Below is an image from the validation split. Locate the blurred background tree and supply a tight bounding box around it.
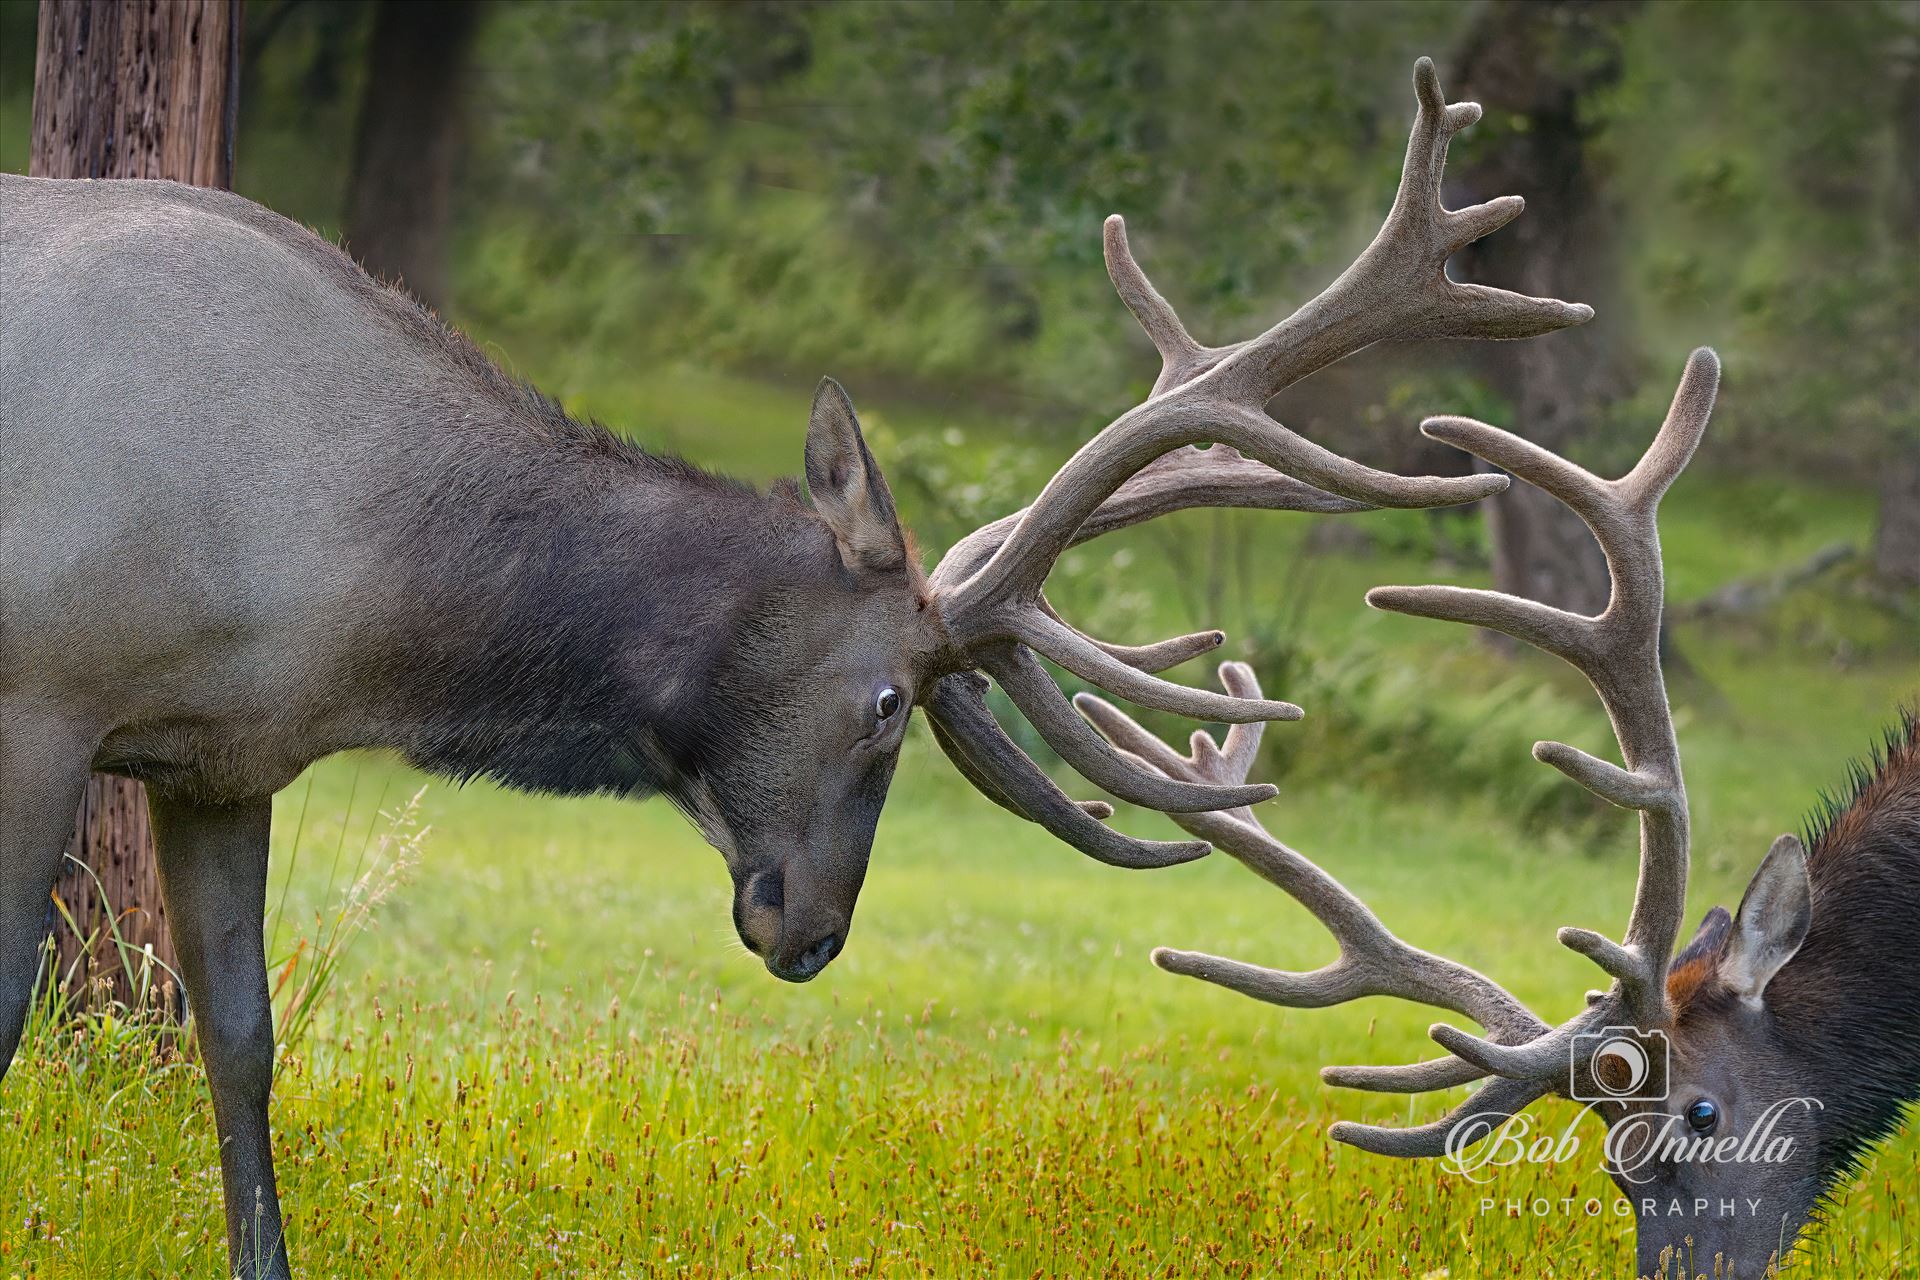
[1449,0,1630,618]
[1598,0,1919,588]
[343,0,482,309]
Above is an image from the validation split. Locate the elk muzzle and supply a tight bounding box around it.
[731,867,848,983]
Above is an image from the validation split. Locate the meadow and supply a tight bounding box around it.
[2,362,1915,1280]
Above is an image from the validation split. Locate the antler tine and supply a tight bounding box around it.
[921,673,1209,870]
[1622,345,1720,510]
[1084,629,1225,675]
[1018,613,1303,723]
[938,402,1507,620]
[1329,1075,1556,1159]
[1150,946,1361,1010]
[1322,1055,1490,1095]
[985,646,1279,813]
[1103,216,1234,398]
[937,446,1375,598]
[1075,668,1547,1053]
[1212,662,1267,777]
[1213,56,1591,408]
[1083,445,1376,532]
[1368,349,1719,1066]
[1034,598,1225,675]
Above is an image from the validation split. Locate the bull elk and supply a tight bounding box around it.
[1081,352,1920,1277]
[1,58,1588,1278]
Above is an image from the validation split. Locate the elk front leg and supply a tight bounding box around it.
[150,794,292,1280]
[0,705,93,1080]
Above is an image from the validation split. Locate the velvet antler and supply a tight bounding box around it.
[921,58,1592,870]
[1082,351,1719,1157]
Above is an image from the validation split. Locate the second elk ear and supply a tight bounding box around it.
[805,377,907,573]
[1723,834,1813,1008]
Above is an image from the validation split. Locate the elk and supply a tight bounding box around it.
[1080,351,1920,1278]
[2,59,1584,1279]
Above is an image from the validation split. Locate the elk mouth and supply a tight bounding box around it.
[766,931,844,983]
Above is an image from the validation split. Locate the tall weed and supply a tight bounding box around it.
[21,784,429,1074]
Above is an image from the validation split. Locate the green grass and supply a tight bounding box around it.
[3,364,1915,1279]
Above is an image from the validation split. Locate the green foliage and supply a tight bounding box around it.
[456,0,1459,407]
[266,782,429,1062]
[1271,637,1615,830]
[442,0,1915,476]
[1597,0,1918,465]
[229,0,371,236]
[0,1,1909,468]
[0,0,35,176]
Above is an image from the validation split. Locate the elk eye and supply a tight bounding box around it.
[875,687,901,720]
[1685,1099,1719,1134]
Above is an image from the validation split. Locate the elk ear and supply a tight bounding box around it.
[1722,834,1812,1008]
[805,377,907,572]
[1676,905,1733,967]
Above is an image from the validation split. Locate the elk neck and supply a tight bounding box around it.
[354,387,834,802]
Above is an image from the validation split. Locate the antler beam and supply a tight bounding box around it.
[1087,350,1719,1158]
[924,58,1592,861]
[1368,347,1717,1072]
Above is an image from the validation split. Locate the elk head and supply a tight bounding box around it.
[724,56,1589,980]
[1627,715,1920,1278]
[680,376,936,981]
[1083,350,1920,1277]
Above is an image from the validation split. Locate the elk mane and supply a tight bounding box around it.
[1764,711,1919,1187]
[1802,708,1920,870]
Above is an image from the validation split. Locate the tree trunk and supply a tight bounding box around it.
[1875,441,1920,590]
[1451,1,1629,621]
[1877,31,1920,591]
[30,0,242,1014]
[343,0,480,312]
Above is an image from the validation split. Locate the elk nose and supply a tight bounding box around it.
[771,932,843,984]
[732,871,785,958]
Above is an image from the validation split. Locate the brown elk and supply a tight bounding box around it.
[1079,350,1920,1277]
[1,59,1584,1278]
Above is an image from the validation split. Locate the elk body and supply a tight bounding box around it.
[1,60,1590,1279]
[1087,354,1920,1276]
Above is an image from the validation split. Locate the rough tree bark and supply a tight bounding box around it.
[343,0,480,312]
[1451,1,1631,620]
[30,0,242,1012]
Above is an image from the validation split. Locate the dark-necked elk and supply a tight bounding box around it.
[1082,350,1920,1278]
[2,59,1587,1278]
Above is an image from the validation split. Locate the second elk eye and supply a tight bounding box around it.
[875,687,901,719]
[1685,1099,1719,1133]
